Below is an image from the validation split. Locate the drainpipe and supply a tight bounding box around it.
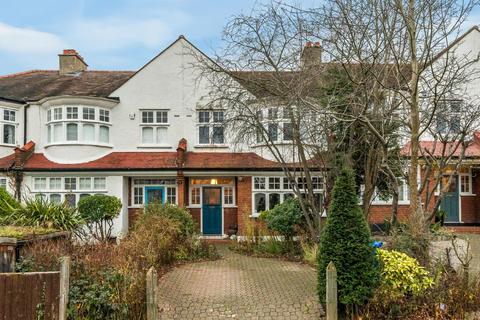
[23,104,29,145]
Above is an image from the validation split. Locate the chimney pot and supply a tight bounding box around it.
[301,41,322,68]
[58,49,88,75]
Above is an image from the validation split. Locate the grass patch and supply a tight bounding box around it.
[0,226,58,239]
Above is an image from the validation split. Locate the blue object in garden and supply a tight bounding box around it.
[372,241,383,248]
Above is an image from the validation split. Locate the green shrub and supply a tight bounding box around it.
[0,187,20,214]
[260,198,304,239]
[317,168,380,314]
[142,203,196,236]
[77,194,122,241]
[377,249,433,300]
[1,198,83,231]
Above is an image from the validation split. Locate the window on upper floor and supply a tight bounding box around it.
[140,110,169,146]
[197,110,225,145]
[436,99,462,135]
[46,106,111,145]
[0,108,17,146]
[256,107,293,145]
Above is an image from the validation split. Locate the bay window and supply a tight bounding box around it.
[66,123,78,141]
[46,106,111,145]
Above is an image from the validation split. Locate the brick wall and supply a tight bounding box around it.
[224,207,238,235]
[188,208,201,231]
[368,205,411,224]
[236,176,252,235]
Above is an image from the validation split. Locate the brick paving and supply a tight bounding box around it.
[157,245,322,319]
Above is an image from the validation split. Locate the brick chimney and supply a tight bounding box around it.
[58,49,88,75]
[14,141,35,169]
[301,41,322,68]
[176,138,187,168]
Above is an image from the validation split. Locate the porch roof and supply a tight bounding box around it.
[0,151,291,172]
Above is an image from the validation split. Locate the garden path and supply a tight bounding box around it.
[157,244,322,319]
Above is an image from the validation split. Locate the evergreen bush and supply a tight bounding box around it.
[317,168,380,313]
[260,197,304,239]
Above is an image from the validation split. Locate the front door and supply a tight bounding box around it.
[441,175,460,222]
[145,186,165,204]
[202,187,222,235]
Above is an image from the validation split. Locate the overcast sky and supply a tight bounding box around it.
[0,0,479,74]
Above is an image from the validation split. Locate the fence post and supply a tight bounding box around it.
[146,266,158,320]
[326,261,338,320]
[59,256,70,320]
[0,237,17,273]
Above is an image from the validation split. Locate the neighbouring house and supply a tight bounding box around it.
[0,27,479,237]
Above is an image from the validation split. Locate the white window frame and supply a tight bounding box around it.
[130,178,177,207]
[31,176,107,206]
[196,110,226,146]
[251,175,324,217]
[460,172,474,195]
[369,179,410,205]
[256,107,293,145]
[188,178,235,207]
[46,105,112,146]
[139,109,170,147]
[0,108,18,146]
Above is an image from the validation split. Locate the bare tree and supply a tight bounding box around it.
[307,0,480,235]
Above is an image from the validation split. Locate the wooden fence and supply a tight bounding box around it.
[0,257,69,320]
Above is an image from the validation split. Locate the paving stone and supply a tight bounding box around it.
[157,244,323,319]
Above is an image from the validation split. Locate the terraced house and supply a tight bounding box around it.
[0,36,326,238]
[1,28,480,237]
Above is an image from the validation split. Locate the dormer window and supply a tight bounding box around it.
[140,109,170,146]
[46,106,111,146]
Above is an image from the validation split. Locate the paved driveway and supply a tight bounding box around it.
[157,245,322,319]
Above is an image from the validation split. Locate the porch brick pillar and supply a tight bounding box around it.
[177,173,186,208]
[237,176,252,235]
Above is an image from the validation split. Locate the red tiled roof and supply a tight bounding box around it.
[0,151,284,171]
[401,139,480,158]
[0,154,15,170]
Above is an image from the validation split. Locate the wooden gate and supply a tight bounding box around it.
[0,271,60,320]
[0,257,69,320]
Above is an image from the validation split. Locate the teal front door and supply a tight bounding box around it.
[441,175,460,222]
[145,186,165,204]
[202,187,222,235]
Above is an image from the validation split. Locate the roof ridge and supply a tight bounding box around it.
[0,69,56,79]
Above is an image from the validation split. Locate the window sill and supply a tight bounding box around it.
[0,143,17,148]
[252,142,293,148]
[186,205,201,209]
[139,124,170,127]
[194,144,229,148]
[45,142,113,148]
[460,193,476,196]
[137,144,173,149]
[370,201,410,206]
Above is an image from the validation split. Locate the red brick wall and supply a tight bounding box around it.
[224,207,238,235]
[236,176,252,235]
[368,205,411,224]
[188,207,201,232]
[128,208,142,228]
